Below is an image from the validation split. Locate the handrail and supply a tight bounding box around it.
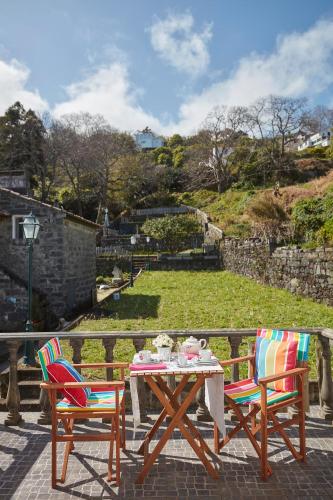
[0,327,322,342]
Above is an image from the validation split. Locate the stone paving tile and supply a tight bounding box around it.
[0,407,332,499]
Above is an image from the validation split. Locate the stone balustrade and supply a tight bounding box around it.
[1,328,332,426]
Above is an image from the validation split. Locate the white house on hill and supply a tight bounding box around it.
[134,127,164,150]
[298,130,331,151]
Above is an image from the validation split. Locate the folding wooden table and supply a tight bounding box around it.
[130,362,225,484]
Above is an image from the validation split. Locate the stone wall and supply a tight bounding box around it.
[0,189,96,322]
[221,238,333,305]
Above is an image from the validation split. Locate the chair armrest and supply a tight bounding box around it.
[219,354,255,367]
[72,362,129,369]
[41,380,125,390]
[258,367,309,386]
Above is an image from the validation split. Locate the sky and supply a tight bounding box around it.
[1,0,333,135]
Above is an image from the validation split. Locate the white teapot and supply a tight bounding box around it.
[182,336,207,354]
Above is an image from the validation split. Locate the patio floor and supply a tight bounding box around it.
[0,406,332,499]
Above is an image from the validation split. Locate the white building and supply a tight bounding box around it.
[298,130,331,151]
[134,127,164,150]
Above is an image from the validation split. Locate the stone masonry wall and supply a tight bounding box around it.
[63,219,96,312]
[0,189,96,320]
[221,238,333,305]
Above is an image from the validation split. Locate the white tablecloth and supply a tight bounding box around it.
[129,359,225,437]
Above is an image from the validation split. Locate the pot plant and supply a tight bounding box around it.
[152,334,174,361]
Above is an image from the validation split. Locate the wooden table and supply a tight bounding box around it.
[130,362,224,484]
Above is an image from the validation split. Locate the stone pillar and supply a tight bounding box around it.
[70,338,84,373]
[317,334,333,420]
[228,335,242,382]
[228,335,242,420]
[196,337,212,421]
[133,339,148,421]
[103,338,116,381]
[5,341,23,426]
[38,387,51,424]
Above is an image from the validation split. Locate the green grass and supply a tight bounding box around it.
[176,189,256,237]
[62,271,333,380]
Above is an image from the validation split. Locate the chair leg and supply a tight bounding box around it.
[260,408,268,480]
[116,413,121,486]
[250,404,256,433]
[299,403,306,461]
[108,419,115,482]
[121,402,126,450]
[60,418,74,484]
[51,424,57,488]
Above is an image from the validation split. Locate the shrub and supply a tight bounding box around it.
[142,214,201,252]
[291,192,333,245]
[246,193,289,239]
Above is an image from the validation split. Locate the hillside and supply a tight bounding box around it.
[176,169,333,239]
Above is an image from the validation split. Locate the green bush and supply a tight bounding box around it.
[291,192,333,245]
[142,214,201,252]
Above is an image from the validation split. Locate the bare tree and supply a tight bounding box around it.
[246,95,307,180]
[50,113,98,216]
[89,126,137,222]
[193,106,247,193]
[301,104,333,134]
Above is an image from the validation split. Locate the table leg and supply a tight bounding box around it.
[136,375,219,484]
[137,375,190,455]
[156,376,212,456]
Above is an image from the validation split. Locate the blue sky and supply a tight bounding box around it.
[0,0,333,134]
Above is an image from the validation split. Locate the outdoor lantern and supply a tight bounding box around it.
[22,212,40,241]
[146,236,150,243]
[131,235,137,245]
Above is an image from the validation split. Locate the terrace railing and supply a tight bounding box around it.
[1,328,332,426]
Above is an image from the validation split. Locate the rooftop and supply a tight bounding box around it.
[1,406,332,499]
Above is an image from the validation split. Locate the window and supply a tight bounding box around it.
[12,215,25,240]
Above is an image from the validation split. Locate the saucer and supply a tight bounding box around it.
[196,358,219,365]
[134,359,160,365]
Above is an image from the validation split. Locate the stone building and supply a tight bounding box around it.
[0,187,98,332]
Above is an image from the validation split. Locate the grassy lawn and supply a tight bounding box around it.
[63,271,333,380]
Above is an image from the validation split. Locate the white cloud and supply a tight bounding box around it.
[53,62,162,132]
[169,19,333,134]
[148,12,212,77]
[2,19,333,138]
[0,58,48,114]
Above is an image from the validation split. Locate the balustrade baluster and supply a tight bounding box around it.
[70,338,84,372]
[133,339,148,422]
[196,336,212,421]
[5,340,23,426]
[103,338,116,380]
[317,334,333,420]
[38,339,51,424]
[228,335,242,420]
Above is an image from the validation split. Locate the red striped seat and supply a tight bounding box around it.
[225,378,298,406]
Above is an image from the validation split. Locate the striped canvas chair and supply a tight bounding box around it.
[214,329,310,480]
[38,338,128,488]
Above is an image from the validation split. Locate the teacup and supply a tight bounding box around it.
[139,350,152,362]
[199,349,212,362]
[177,352,188,367]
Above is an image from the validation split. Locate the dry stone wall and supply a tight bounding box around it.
[221,238,333,305]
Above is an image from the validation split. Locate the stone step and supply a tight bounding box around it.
[18,379,41,399]
[0,397,41,411]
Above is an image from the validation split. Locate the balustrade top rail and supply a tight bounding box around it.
[0,327,324,342]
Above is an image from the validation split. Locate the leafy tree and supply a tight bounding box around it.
[0,102,47,194]
[167,134,184,148]
[142,214,201,252]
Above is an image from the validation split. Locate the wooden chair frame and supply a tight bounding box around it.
[41,362,128,488]
[214,354,309,480]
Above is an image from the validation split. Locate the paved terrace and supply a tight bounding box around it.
[0,407,332,500]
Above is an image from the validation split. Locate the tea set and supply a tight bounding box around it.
[136,336,217,367]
